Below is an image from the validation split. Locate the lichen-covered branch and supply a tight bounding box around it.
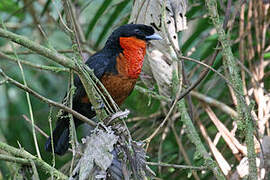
[178,100,226,179]
[0,28,76,70]
[0,142,67,179]
[0,51,68,72]
[205,0,257,179]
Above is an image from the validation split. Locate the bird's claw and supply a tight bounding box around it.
[91,100,105,111]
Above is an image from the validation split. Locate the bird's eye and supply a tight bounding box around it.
[134,29,145,39]
[134,29,140,33]
[134,29,143,35]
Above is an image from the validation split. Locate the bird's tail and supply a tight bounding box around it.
[45,117,70,155]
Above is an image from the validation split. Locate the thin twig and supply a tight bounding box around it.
[23,115,49,138]
[3,49,93,55]
[0,154,30,165]
[47,107,56,179]
[2,18,43,159]
[190,91,237,118]
[126,111,162,122]
[0,51,68,73]
[171,122,200,180]
[146,162,208,170]
[51,0,73,33]
[0,28,77,70]
[136,85,237,118]
[0,69,96,126]
[17,52,42,159]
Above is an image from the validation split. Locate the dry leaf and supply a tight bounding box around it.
[76,128,118,180]
[130,0,188,97]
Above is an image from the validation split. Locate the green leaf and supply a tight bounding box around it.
[94,0,130,48]
[264,52,270,59]
[0,0,23,19]
[85,0,113,39]
[41,0,51,17]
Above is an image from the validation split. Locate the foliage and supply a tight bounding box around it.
[0,0,269,179]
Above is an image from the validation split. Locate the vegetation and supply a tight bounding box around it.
[0,0,269,179]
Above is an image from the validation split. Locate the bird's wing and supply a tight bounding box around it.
[45,52,116,155]
[73,50,117,102]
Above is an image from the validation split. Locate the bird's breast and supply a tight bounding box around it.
[100,73,137,105]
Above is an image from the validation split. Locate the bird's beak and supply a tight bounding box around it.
[145,33,162,40]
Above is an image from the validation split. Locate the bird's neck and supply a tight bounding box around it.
[118,37,147,79]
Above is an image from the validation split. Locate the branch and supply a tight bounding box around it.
[190,91,238,118]
[135,85,237,118]
[178,100,226,179]
[3,49,93,55]
[0,28,76,70]
[0,142,67,179]
[0,69,96,127]
[205,0,257,179]
[0,51,68,73]
[146,162,208,170]
[0,154,31,165]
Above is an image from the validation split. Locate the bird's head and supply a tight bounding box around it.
[105,24,162,49]
[104,24,162,79]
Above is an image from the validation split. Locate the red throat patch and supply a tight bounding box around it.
[119,37,147,79]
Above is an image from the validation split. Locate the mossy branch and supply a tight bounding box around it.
[0,51,68,73]
[205,0,257,179]
[0,28,76,70]
[0,142,67,179]
[178,100,226,179]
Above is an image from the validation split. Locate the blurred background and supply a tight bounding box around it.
[0,0,270,179]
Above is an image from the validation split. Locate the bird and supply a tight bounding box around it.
[45,24,162,155]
